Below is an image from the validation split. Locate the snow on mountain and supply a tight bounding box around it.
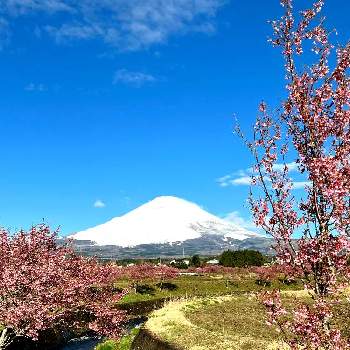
[70,196,259,247]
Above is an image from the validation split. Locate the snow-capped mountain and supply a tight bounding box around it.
[70,196,259,247]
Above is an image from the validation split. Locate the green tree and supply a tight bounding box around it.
[190,254,201,267]
[219,250,264,267]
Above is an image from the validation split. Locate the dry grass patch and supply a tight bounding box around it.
[144,295,288,350]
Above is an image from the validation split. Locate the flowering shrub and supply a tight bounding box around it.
[259,291,348,349]
[253,266,275,287]
[0,225,127,349]
[122,263,178,291]
[122,263,178,282]
[240,0,350,347]
[252,264,302,286]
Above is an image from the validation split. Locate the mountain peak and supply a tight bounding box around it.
[134,196,202,212]
[70,196,259,247]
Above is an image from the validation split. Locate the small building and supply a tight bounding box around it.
[206,259,219,265]
[169,259,190,266]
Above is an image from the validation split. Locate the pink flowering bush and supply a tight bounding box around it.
[120,263,178,294]
[0,225,127,349]
[240,0,350,347]
[122,263,178,283]
[252,264,302,286]
[259,291,348,349]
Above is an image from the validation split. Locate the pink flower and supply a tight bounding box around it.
[0,225,127,341]
[244,0,350,347]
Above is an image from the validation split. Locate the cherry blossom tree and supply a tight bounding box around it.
[122,263,178,291]
[252,263,302,286]
[0,225,127,349]
[241,0,350,348]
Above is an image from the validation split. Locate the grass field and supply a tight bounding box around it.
[118,273,301,306]
[113,274,350,350]
[144,295,290,350]
[104,273,303,350]
[140,288,350,350]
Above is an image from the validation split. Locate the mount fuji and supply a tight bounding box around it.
[69,196,272,258]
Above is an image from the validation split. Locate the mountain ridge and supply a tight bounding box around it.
[70,235,274,259]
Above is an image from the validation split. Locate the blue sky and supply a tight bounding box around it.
[0,0,349,235]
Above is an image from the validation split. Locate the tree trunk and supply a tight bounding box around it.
[0,328,15,350]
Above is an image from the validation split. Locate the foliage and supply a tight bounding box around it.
[117,328,140,350]
[242,0,350,347]
[170,260,189,269]
[135,284,156,295]
[122,263,178,282]
[190,255,201,267]
[0,225,127,349]
[95,339,118,350]
[155,282,177,291]
[252,264,302,287]
[94,329,140,350]
[219,249,265,267]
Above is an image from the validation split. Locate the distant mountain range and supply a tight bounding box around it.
[69,196,274,259]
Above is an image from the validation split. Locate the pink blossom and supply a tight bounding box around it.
[241,0,350,347]
[0,225,127,344]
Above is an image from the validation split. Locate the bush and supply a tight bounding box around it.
[155,282,178,291]
[190,255,201,267]
[255,279,272,287]
[219,249,265,267]
[170,261,188,269]
[135,284,156,295]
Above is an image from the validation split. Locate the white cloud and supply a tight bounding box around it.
[218,162,308,189]
[45,24,103,43]
[292,181,311,189]
[113,69,156,87]
[273,161,298,172]
[229,176,252,186]
[0,18,10,49]
[223,211,260,232]
[4,0,74,15]
[0,0,226,51]
[24,83,47,92]
[217,174,252,187]
[217,168,254,187]
[216,174,232,187]
[93,199,106,208]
